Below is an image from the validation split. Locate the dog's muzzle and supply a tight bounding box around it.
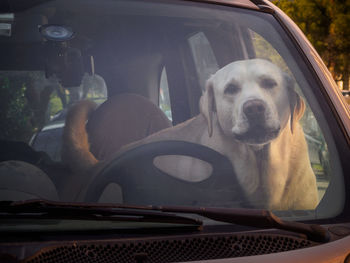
[234,99,280,145]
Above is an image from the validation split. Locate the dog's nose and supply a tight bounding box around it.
[243,99,266,120]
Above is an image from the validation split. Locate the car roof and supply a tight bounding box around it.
[0,0,262,13]
[184,0,260,10]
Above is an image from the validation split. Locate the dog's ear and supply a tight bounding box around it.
[286,75,306,133]
[290,92,306,133]
[200,78,215,137]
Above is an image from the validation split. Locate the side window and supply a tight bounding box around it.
[250,31,289,72]
[250,30,331,202]
[159,67,172,121]
[188,32,219,91]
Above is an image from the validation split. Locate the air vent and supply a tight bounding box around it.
[24,233,317,263]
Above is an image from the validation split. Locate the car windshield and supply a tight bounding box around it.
[0,0,345,224]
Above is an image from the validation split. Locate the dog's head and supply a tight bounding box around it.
[200,59,305,145]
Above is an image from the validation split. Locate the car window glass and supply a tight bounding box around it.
[250,31,289,72]
[0,70,107,160]
[0,71,49,142]
[159,67,172,121]
[0,1,345,223]
[188,32,219,91]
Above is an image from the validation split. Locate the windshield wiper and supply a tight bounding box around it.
[0,200,329,243]
[0,200,202,228]
[147,205,330,243]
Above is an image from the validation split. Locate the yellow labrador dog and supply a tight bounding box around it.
[63,59,318,210]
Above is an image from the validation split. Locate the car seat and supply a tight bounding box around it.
[0,160,59,201]
[60,93,172,202]
[86,93,172,160]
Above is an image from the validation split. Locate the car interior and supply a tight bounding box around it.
[0,0,342,213]
[1,1,254,200]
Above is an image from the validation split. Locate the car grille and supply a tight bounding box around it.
[23,233,317,263]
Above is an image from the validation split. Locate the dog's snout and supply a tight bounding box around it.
[243,99,266,119]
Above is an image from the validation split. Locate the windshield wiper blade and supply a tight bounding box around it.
[147,205,329,243]
[0,200,202,227]
[0,200,329,242]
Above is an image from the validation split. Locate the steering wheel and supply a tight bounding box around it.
[84,140,247,207]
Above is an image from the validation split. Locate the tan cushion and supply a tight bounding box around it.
[86,93,172,160]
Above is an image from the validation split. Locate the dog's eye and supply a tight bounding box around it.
[224,84,240,95]
[260,78,277,89]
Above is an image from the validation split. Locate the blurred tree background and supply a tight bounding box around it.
[273,0,350,90]
[0,72,63,141]
[0,71,105,142]
[0,74,33,141]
